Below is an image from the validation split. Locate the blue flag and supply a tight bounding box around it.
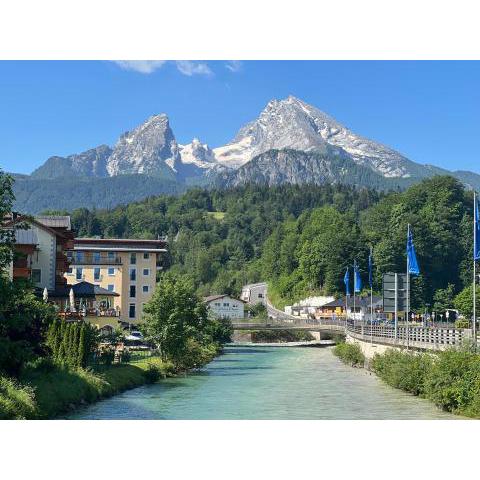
[344,268,350,296]
[354,260,362,293]
[475,196,480,261]
[368,249,373,288]
[407,226,420,276]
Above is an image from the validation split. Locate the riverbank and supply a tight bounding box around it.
[333,341,479,418]
[0,356,176,419]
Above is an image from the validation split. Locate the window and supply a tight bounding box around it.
[76,267,83,280]
[142,285,149,293]
[67,251,73,261]
[143,268,150,276]
[214,302,221,307]
[130,285,136,298]
[94,267,101,281]
[143,252,150,260]
[130,253,136,265]
[258,293,264,298]
[31,269,41,283]
[129,304,136,319]
[93,252,101,263]
[107,284,115,292]
[75,251,85,262]
[108,267,115,276]
[223,302,230,307]
[107,251,115,261]
[130,268,136,281]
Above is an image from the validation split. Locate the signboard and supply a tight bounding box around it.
[383,272,407,312]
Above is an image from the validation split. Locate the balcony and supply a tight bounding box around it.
[13,266,31,279]
[58,309,121,320]
[69,253,122,265]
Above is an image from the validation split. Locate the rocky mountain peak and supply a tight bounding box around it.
[106,113,180,177]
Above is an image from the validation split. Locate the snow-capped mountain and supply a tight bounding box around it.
[178,138,217,169]
[213,96,422,178]
[26,96,480,195]
[106,114,180,177]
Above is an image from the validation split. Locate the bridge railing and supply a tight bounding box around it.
[346,322,468,348]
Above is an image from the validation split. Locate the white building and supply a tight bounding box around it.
[204,294,245,319]
[240,283,267,305]
[285,295,335,318]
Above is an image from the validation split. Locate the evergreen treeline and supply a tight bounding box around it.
[46,320,98,368]
[63,177,476,311]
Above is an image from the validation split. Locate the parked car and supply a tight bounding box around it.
[125,330,144,341]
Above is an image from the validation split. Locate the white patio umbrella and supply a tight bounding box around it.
[69,288,76,313]
[43,287,48,303]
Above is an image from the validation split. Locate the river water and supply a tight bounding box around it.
[68,346,456,420]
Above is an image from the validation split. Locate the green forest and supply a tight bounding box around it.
[51,175,477,312]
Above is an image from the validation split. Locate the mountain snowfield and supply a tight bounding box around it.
[24,95,480,198]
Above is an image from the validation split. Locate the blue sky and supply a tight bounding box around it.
[1,60,479,175]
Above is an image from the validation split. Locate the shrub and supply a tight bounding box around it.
[143,363,161,384]
[371,349,432,396]
[0,376,36,419]
[333,342,365,367]
[455,319,470,329]
[424,349,480,415]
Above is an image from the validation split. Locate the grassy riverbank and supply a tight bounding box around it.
[333,340,480,418]
[1,357,177,420]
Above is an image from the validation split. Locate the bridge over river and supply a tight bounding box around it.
[232,316,474,354]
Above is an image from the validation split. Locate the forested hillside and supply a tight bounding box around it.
[45,177,475,310]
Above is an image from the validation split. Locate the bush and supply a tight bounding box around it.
[0,376,36,420]
[371,349,432,396]
[424,349,480,415]
[333,342,365,367]
[143,363,161,384]
[455,319,470,329]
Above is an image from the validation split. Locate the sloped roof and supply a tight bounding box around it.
[49,281,119,298]
[15,228,38,245]
[36,215,71,230]
[203,294,245,303]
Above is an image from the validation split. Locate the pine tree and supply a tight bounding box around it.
[78,324,86,368]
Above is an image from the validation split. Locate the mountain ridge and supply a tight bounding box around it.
[9,95,480,212]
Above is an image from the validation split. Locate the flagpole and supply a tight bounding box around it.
[353,261,356,330]
[370,247,373,344]
[474,191,477,348]
[406,224,410,349]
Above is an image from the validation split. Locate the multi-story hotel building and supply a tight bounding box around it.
[4,214,74,292]
[66,237,168,326]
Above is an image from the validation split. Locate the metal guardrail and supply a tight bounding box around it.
[346,323,467,348]
[232,316,470,350]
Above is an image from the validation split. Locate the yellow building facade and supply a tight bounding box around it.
[66,238,167,327]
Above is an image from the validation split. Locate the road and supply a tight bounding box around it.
[243,281,298,321]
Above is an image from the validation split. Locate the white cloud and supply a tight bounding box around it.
[225,60,242,72]
[175,60,212,76]
[113,60,213,77]
[113,60,167,74]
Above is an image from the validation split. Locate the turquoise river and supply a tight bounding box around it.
[68,345,456,419]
